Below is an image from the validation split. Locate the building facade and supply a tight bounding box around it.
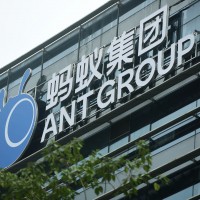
[1,0,200,199]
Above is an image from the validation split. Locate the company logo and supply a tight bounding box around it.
[0,69,38,168]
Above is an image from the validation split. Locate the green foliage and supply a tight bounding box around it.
[154,182,160,191]
[0,139,166,200]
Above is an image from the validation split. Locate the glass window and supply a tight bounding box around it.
[194,182,200,196]
[110,117,130,140]
[164,186,193,200]
[130,103,153,140]
[43,28,79,81]
[8,51,43,98]
[168,13,181,44]
[81,127,110,157]
[181,16,200,37]
[118,0,158,35]
[151,77,200,130]
[79,4,118,59]
[152,101,196,130]
[131,124,150,141]
[182,1,200,25]
[198,99,200,107]
[109,117,130,152]
[110,136,129,152]
[152,130,195,155]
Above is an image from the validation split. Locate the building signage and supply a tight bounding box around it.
[0,69,38,168]
[41,5,195,142]
[0,5,196,168]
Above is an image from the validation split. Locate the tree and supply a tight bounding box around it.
[0,138,168,200]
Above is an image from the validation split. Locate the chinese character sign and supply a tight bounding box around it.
[46,64,74,110]
[75,47,103,93]
[106,29,135,76]
[138,5,168,56]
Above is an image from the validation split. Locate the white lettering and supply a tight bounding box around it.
[59,100,76,133]
[97,80,116,109]
[178,34,195,66]
[135,58,156,87]
[157,43,176,75]
[41,113,57,143]
[77,90,94,120]
[117,69,134,100]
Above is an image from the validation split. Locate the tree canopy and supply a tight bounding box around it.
[0,139,168,200]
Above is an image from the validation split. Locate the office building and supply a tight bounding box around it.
[1,0,200,199]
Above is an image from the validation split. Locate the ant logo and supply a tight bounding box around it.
[0,69,38,169]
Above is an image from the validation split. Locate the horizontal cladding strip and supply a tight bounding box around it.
[94,147,200,200]
[9,61,200,171]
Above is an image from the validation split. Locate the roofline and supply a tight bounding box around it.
[0,0,118,74]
